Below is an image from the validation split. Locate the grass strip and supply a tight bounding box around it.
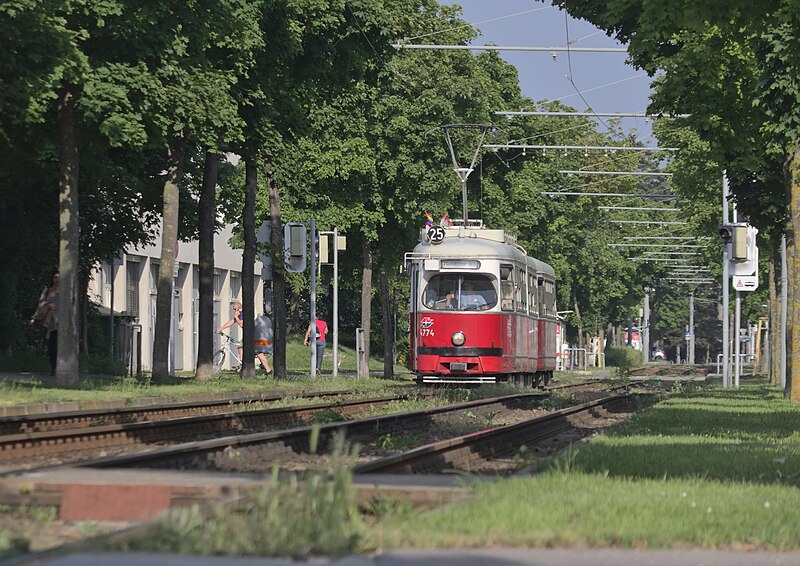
[366,380,800,551]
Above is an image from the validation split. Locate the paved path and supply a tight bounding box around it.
[20,549,800,566]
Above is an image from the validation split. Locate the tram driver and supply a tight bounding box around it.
[450,280,487,310]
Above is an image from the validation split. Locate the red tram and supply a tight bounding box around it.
[405,221,557,386]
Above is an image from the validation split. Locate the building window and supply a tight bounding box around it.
[230,272,241,301]
[213,270,223,299]
[126,259,140,318]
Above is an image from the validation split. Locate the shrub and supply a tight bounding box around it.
[605,346,642,377]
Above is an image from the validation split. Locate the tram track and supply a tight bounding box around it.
[0,380,612,469]
[0,382,651,528]
[0,393,422,467]
[353,393,641,475]
[0,389,359,435]
[67,391,551,472]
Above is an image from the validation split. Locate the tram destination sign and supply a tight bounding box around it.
[441,259,481,269]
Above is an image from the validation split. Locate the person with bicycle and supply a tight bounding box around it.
[216,301,243,368]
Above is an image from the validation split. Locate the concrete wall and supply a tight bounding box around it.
[88,224,263,372]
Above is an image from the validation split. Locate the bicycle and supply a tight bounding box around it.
[213,332,274,377]
[213,332,243,376]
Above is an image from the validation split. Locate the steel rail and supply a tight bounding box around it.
[353,393,635,475]
[0,395,413,464]
[0,389,355,435]
[73,392,550,472]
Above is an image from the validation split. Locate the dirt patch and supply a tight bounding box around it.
[0,506,129,558]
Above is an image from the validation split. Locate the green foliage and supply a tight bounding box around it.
[605,346,643,376]
[377,432,419,452]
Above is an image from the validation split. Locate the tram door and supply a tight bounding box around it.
[409,262,419,371]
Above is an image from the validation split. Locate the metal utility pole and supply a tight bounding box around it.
[781,234,788,388]
[643,287,651,363]
[310,218,317,377]
[722,172,730,388]
[732,200,741,388]
[735,290,741,387]
[689,290,695,365]
[333,228,339,376]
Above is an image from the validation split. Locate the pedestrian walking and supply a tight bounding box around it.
[30,272,59,375]
[304,318,328,375]
[254,309,273,375]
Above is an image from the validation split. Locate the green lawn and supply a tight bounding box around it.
[368,380,800,551]
[0,337,413,406]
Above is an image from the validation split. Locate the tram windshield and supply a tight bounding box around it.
[423,274,497,311]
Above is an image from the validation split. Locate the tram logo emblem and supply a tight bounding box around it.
[420,317,434,329]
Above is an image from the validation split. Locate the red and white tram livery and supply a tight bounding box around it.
[406,222,557,386]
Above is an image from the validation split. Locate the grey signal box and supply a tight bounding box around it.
[731,226,748,260]
[284,222,307,273]
[319,234,330,265]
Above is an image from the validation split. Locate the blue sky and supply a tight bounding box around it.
[436,1,657,145]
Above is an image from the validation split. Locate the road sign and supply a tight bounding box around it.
[732,274,758,291]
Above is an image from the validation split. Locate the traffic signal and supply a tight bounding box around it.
[284,222,307,273]
[720,223,758,277]
[717,224,733,244]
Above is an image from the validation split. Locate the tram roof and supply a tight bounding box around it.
[412,229,555,278]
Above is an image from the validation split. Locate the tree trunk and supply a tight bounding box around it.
[289,286,301,335]
[241,158,257,379]
[268,175,286,379]
[152,136,185,383]
[195,150,219,381]
[573,296,583,349]
[361,237,373,377]
[380,268,393,379]
[769,240,780,385]
[788,142,799,401]
[55,84,80,386]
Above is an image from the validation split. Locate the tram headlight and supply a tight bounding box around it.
[451,331,466,346]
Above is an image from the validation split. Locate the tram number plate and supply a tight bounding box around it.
[450,362,467,372]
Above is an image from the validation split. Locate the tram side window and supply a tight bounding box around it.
[537,278,544,317]
[543,280,555,318]
[528,273,537,316]
[515,267,526,313]
[500,264,514,311]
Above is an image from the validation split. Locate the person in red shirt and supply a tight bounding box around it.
[303,318,329,375]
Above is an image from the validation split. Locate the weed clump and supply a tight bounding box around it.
[119,432,362,558]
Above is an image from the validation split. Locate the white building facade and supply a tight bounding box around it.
[88,224,263,373]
